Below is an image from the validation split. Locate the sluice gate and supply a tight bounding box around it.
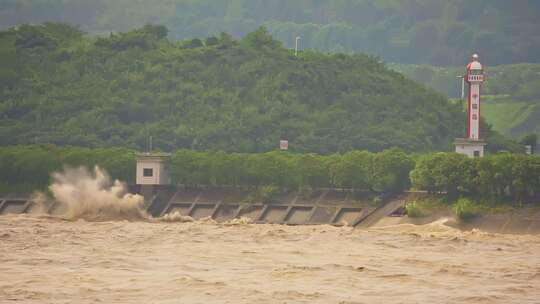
[161,201,366,226]
[0,197,58,216]
[147,187,395,226]
[0,198,33,215]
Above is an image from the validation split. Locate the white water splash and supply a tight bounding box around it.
[45,166,146,221]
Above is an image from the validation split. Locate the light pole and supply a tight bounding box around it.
[295,36,301,57]
[456,75,465,99]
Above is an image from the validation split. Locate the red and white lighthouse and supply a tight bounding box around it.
[466,54,484,140]
[455,54,487,158]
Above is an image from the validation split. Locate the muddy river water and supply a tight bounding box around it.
[1,215,539,304]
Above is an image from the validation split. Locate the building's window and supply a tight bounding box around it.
[472,104,478,109]
[473,151,480,157]
[143,168,153,177]
[472,114,478,120]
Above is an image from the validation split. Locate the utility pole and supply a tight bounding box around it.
[456,75,465,99]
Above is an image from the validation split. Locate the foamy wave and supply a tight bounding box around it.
[223,217,253,225]
[369,217,465,237]
[42,166,147,221]
[159,212,195,223]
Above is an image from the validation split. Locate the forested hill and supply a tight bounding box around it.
[0,24,514,153]
[1,1,540,66]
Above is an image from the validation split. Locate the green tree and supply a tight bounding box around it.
[410,153,474,197]
[295,153,330,189]
[371,149,415,193]
[333,151,372,190]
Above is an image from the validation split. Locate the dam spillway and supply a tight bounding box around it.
[145,187,391,226]
[0,188,403,227]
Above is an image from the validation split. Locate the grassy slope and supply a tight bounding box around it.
[481,95,540,137]
[481,99,531,134]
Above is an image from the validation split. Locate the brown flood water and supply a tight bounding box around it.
[1,215,540,304]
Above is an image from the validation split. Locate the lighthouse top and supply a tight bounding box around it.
[466,53,484,82]
[467,54,483,71]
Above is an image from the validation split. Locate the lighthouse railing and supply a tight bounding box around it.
[467,74,484,82]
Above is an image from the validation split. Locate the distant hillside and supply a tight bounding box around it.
[0,23,493,153]
[391,63,540,139]
[1,0,540,66]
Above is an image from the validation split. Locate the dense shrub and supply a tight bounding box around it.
[453,198,479,221]
[405,201,424,218]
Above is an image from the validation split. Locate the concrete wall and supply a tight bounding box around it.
[455,143,485,158]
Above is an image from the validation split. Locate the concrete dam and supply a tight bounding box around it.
[0,187,406,227]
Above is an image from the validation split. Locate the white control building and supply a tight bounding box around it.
[136,153,171,185]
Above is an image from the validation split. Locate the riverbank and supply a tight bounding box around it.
[384,197,540,235]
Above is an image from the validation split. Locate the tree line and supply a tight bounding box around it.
[0,145,413,194]
[1,146,539,205]
[2,0,540,65]
[170,148,414,193]
[411,152,540,203]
